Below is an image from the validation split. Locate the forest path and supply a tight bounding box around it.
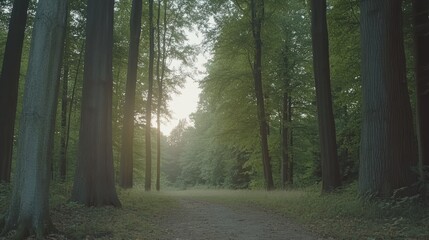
[158,195,322,240]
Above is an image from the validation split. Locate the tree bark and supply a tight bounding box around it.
[250,0,274,190]
[359,0,418,198]
[288,96,293,184]
[0,0,30,183]
[156,0,168,191]
[413,0,429,181]
[120,0,142,189]
[146,0,155,191]
[60,12,70,181]
[71,0,121,207]
[310,0,341,192]
[280,51,291,188]
[59,58,69,182]
[0,0,67,238]
[155,0,162,191]
[280,90,289,188]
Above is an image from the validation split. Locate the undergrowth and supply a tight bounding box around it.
[0,183,179,239]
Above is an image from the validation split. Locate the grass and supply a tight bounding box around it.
[1,182,429,239]
[166,184,429,239]
[1,183,179,239]
[52,186,179,239]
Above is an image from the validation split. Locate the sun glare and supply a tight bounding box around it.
[161,79,201,135]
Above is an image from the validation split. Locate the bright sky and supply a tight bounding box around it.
[161,79,200,135]
[160,30,208,136]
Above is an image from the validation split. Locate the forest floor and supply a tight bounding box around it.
[158,195,320,240]
[1,184,429,239]
[0,189,320,240]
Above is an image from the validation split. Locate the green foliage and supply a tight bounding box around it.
[161,0,324,189]
[158,0,421,194]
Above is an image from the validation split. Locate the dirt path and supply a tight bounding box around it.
[158,197,322,240]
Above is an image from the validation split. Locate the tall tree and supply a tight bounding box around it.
[250,0,274,190]
[288,96,294,184]
[120,0,143,189]
[413,0,429,181]
[280,49,292,188]
[0,0,30,183]
[146,0,155,191]
[359,0,418,198]
[310,0,341,192]
[71,0,121,207]
[0,0,67,238]
[65,40,85,170]
[280,87,290,188]
[155,0,167,191]
[60,58,69,181]
[60,6,71,182]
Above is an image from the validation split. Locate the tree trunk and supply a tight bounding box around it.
[146,0,155,191]
[359,0,418,198]
[66,41,84,157]
[413,0,429,181]
[60,14,70,181]
[71,0,121,207]
[250,0,274,190]
[120,0,142,189]
[288,96,293,184]
[280,51,290,188]
[0,0,30,183]
[157,0,168,191]
[280,90,289,189]
[310,0,341,192]
[155,0,162,191]
[59,58,68,181]
[0,0,67,238]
